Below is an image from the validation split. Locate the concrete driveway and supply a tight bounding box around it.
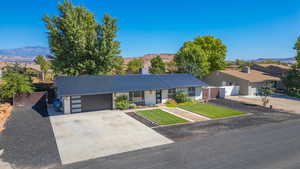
[50,110,173,164]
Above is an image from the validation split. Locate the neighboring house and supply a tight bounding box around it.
[55,74,208,114]
[251,64,291,78]
[203,66,280,96]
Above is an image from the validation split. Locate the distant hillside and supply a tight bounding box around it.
[252,57,296,64]
[124,53,175,68]
[0,46,50,62]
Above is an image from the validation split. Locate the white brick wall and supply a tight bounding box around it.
[144,90,156,105]
[63,96,71,114]
[195,87,202,100]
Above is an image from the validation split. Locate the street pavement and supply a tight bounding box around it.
[1,100,300,169]
[55,119,300,169]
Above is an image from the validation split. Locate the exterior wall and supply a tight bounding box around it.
[249,81,269,96]
[144,90,156,105]
[176,88,188,94]
[239,82,250,95]
[204,71,250,95]
[219,86,240,98]
[70,96,82,113]
[195,87,203,100]
[63,96,71,114]
[161,90,168,103]
[77,86,205,111]
[174,87,203,101]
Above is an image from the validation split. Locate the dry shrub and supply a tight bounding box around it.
[0,104,13,131]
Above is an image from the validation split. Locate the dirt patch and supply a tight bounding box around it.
[0,104,13,131]
[227,96,300,114]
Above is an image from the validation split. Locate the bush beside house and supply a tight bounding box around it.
[115,95,136,110]
[173,91,191,103]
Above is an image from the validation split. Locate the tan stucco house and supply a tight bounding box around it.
[203,66,280,96]
[251,64,291,78]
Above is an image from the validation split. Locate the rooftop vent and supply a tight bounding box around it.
[139,67,149,74]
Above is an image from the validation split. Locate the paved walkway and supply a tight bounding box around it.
[161,107,208,122]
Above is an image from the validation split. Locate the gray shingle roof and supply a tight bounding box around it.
[55,74,208,97]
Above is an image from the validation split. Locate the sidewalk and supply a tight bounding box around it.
[161,107,208,122]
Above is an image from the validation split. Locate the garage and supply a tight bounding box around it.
[81,94,112,112]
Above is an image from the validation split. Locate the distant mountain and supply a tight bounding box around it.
[252,57,296,64]
[124,53,175,68]
[0,46,50,62]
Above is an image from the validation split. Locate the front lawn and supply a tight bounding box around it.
[136,109,188,125]
[179,102,246,119]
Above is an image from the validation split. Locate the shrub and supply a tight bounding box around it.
[165,99,177,107]
[129,103,137,109]
[173,91,190,103]
[115,95,130,110]
[257,84,274,107]
[287,89,300,98]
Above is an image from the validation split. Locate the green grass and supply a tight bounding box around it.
[165,103,177,108]
[179,102,246,119]
[136,109,188,125]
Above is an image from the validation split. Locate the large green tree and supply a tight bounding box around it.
[126,59,144,74]
[0,71,33,100]
[34,55,51,80]
[166,61,177,73]
[112,56,125,74]
[175,35,227,77]
[194,36,227,72]
[149,56,166,74]
[294,36,300,68]
[174,42,210,78]
[43,0,120,75]
[282,66,300,91]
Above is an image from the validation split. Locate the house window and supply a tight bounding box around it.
[129,91,144,105]
[168,88,176,98]
[188,87,196,97]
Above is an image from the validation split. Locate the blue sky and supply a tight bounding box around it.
[0,0,300,60]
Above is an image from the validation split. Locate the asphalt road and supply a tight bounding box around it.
[2,101,300,169]
[56,119,300,169]
[0,107,60,169]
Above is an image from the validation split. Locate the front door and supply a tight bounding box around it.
[156,90,162,104]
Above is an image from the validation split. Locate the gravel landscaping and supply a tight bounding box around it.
[0,107,60,169]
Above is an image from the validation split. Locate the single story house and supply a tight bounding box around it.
[251,64,291,78]
[55,74,208,114]
[203,66,281,96]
